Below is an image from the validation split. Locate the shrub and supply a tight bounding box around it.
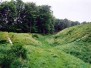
[32,34,39,38]
[11,44,27,59]
[0,43,28,68]
[0,50,14,68]
[10,58,28,68]
[0,40,7,44]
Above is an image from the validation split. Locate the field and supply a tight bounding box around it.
[0,23,91,68]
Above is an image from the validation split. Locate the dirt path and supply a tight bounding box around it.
[8,37,13,45]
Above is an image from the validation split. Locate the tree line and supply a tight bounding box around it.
[0,0,89,34]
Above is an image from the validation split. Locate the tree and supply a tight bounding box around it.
[54,19,80,32]
[0,1,16,31]
[21,2,38,33]
[0,0,80,34]
[37,5,54,34]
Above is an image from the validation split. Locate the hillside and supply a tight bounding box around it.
[52,23,91,64]
[0,23,91,68]
[53,23,91,45]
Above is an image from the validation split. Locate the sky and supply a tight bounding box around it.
[2,0,91,22]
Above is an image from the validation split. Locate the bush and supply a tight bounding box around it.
[11,44,27,59]
[32,34,39,38]
[0,50,14,68]
[0,43,28,68]
[10,58,28,68]
[0,40,7,44]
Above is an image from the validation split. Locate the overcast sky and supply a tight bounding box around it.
[2,0,91,22]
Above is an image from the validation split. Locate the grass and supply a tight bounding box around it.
[0,23,91,68]
[52,23,91,45]
[51,24,91,64]
[55,41,91,63]
[26,45,90,68]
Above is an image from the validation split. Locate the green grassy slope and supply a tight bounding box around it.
[52,23,91,64]
[0,23,91,68]
[26,45,90,68]
[0,32,42,46]
[53,23,91,45]
[55,41,91,64]
[0,43,90,68]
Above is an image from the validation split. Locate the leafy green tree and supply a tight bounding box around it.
[0,1,16,31]
[37,5,54,34]
[0,0,80,34]
[54,19,80,32]
[21,2,38,33]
